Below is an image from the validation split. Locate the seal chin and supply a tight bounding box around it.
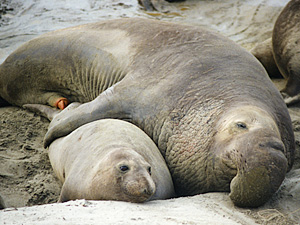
[229,138,288,208]
[124,179,156,203]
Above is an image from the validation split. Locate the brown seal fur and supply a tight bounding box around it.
[0,18,295,207]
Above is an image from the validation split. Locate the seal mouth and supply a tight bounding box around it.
[124,188,155,203]
[123,179,156,203]
[222,151,238,171]
[228,139,288,207]
[221,151,238,181]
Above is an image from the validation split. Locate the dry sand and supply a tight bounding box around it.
[0,0,299,224]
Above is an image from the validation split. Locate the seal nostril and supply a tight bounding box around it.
[270,142,285,152]
[148,166,152,175]
[260,141,285,152]
[143,188,152,196]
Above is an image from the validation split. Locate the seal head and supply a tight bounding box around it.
[59,148,156,203]
[213,105,287,207]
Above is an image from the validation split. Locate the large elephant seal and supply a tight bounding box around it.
[25,104,175,203]
[0,18,295,207]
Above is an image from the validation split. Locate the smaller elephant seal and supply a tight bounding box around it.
[25,104,175,203]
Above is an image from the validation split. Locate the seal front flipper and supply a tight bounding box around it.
[44,85,129,148]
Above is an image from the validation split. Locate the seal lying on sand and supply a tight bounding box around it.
[0,18,295,207]
[25,104,175,203]
[251,0,300,105]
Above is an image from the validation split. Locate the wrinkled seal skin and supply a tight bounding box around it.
[0,18,295,207]
[30,103,174,202]
[272,0,300,105]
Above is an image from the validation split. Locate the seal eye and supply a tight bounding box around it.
[119,165,129,172]
[236,122,247,129]
[148,166,152,175]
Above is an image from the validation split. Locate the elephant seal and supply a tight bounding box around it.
[272,0,300,105]
[24,104,175,203]
[252,0,300,105]
[250,38,282,79]
[0,18,295,207]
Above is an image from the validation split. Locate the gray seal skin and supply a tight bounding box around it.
[24,104,175,203]
[272,0,300,105]
[0,18,295,207]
